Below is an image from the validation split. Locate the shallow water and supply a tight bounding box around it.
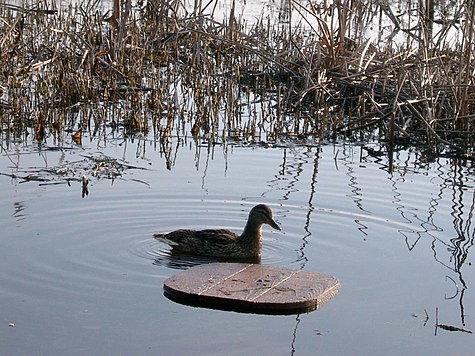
[1,129,474,355]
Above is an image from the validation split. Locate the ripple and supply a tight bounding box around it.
[129,198,426,271]
[1,193,165,302]
[130,238,216,270]
[126,198,293,268]
[2,143,468,319]
[1,188,431,305]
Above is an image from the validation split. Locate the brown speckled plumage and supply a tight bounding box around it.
[153,204,280,259]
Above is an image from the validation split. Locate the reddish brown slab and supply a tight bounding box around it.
[163,263,340,314]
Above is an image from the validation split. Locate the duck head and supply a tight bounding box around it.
[249,204,281,230]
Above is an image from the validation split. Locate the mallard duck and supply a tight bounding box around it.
[153,204,280,259]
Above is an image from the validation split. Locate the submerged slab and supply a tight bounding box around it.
[163,263,340,314]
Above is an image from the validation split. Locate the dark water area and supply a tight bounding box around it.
[1,129,474,355]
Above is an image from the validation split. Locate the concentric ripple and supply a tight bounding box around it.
[2,137,474,355]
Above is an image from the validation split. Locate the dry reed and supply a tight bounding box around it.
[0,0,473,160]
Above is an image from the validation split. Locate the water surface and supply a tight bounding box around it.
[1,130,474,355]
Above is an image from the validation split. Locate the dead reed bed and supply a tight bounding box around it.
[0,0,473,160]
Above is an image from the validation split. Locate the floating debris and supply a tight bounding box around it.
[0,154,150,188]
[72,129,82,145]
[81,174,89,197]
[437,324,473,334]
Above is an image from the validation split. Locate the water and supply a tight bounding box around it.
[1,130,474,355]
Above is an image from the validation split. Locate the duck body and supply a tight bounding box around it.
[154,204,280,259]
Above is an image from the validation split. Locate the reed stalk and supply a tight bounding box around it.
[0,0,473,158]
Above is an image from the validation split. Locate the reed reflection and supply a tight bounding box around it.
[263,147,322,268]
[444,160,474,325]
[13,201,28,221]
[261,147,321,355]
[374,148,475,327]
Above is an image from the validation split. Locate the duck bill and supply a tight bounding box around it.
[269,219,281,230]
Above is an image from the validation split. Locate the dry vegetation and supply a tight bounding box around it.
[0,0,473,160]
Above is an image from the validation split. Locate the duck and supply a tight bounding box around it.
[153,204,280,259]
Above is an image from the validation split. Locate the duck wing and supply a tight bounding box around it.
[154,229,239,255]
[195,229,239,240]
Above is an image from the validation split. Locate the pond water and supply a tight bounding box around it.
[1,130,474,355]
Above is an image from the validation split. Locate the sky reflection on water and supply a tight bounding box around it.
[1,129,474,355]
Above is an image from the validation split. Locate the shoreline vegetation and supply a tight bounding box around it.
[0,0,473,164]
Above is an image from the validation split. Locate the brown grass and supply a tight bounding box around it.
[0,0,473,159]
